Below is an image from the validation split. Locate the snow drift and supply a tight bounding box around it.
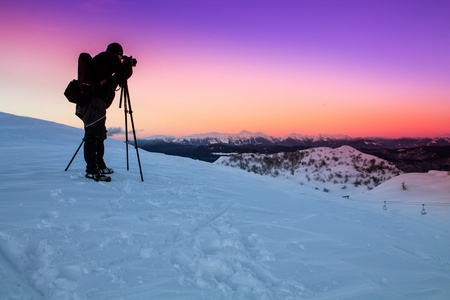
[0,111,449,299]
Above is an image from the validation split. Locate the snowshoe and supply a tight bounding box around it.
[86,173,111,182]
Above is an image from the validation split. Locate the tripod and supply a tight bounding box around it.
[119,80,144,181]
[65,80,144,182]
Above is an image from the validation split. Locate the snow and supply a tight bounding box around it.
[216,146,402,195]
[1,111,450,299]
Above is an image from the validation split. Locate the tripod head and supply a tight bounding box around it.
[119,54,136,108]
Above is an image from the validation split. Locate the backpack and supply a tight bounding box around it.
[64,53,95,105]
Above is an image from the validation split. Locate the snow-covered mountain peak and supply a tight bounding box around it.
[312,133,352,142]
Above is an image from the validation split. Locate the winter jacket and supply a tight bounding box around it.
[76,51,133,127]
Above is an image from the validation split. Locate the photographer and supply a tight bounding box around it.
[78,42,134,181]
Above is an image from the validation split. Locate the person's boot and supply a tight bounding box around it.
[85,173,111,182]
[99,167,114,175]
[86,165,111,182]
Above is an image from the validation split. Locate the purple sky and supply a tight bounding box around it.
[1,0,449,137]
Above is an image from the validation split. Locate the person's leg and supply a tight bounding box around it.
[97,138,114,174]
[84,118,106,174]
[84,134,98,174]
[96,139,105,169]
[94,118,107,170]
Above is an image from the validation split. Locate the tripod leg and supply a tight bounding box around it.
[123,86,130,171]
[124,83,144,182]
[65,139,84,171]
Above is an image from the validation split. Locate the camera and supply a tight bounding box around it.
[122,55,137,67]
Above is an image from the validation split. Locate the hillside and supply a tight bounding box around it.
[360,146,450,172]
[216,146,402,195]
[1,112,450,299]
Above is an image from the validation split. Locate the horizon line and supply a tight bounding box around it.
[135,130,450,140]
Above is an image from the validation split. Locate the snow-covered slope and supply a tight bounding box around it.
[357,170,450,216]
[216,146,402,195]
[1,112,450,299]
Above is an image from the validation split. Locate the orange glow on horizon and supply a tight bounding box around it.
[1,1,449,140]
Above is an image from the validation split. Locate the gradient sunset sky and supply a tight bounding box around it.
[1,0,449,138]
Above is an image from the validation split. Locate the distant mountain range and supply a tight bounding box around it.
[143,131,450,148]
[137,131,450,172]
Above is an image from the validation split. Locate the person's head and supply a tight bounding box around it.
[106,42,123,59]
